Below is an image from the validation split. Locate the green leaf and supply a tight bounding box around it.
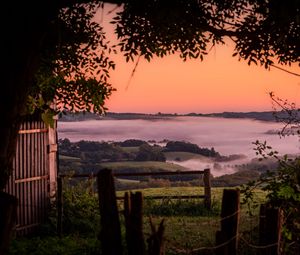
[278,185,294,199]
[42,111,55,128]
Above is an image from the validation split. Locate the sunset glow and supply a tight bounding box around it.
[100,8,300,114]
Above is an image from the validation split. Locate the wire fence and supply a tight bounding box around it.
[43,174,299,254]
[17,192,299,255]
[156,211,280,255]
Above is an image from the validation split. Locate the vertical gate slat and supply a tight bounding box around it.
[28,121,32,228]
[40,120,43,221]
[40,120,44,223]
[34,120,38,226]
[22,122,27,235]
[38,120,41,223]
[29,120,33,231]
[25,120,29,235]
[32,120,36,229]
[42,121,47,221]
[16,128,21,229]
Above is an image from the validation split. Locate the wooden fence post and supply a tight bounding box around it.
[203,168,211,209]
[57,177,63,237]
[216,230,228,255]
[124,192,131,252]
[216,189,240,255]
[124,192,145,255]
[97,169,123,255]
[147,218,165,255]
[0,192,17,255]
[259,204,283,255]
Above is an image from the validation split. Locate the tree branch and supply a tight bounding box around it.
[270,64,300,77]
[58,0,123,9]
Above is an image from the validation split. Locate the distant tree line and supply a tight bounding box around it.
[164,141,220,157]
[58,138,167,163]
[59,138,221,162]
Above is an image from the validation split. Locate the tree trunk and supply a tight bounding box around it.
[0,192,18,254]
[1,1,59,188]
[0,1,59,250]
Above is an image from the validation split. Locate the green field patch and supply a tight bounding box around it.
[143,186,266,205]
[116,178,140,184]
[59,154,81,161]
[164,151,212,162]
[98,161,188,172]
[118,186,221,197]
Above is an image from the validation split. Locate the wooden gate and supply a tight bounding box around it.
[4,115,57,235]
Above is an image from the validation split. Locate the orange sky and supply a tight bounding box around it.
[99,6,300,114]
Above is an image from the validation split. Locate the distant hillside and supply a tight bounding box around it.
[58,111,175,121]
[197,111,286,122]
[58,110,292,122]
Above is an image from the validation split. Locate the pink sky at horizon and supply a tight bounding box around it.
[98,6,300,114]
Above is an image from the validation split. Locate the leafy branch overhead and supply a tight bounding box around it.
[28,2,116,117]
[28,0,300,117]
[113,0,300,67]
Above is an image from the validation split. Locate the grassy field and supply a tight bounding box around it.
[59,155,81,161]
[98,161,188,172]
[59,156,189,175]
[116,186,266,254]
[10,183,267,255]
[164,151,212,162]
[117,186,266,203]
[118,186,222,198]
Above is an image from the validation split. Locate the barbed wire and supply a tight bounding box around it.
[167,233,281,254]
[167,234,238,254]
[152,209,283,255]
[239,235,278,249]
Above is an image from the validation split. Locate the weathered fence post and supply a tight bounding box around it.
[259,204,283,255]
[124,192,145,255]
[147,218,165,255]
[0,192,17,255]
[216,230,228,255]
[216,189,240,255]
[57,177,63,237]
[203,168,211,209]
[97,169,123,255]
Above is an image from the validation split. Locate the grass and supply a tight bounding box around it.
[116,178,140,184]
[118,186,265,202]
[145,215,220,252]
[59,155,81,161]
[117,186,267,253]
[98,161,188,172]
[10,236,101,255]
[164,151,212,161]
[118,186,222,197]
[10,183,267,255]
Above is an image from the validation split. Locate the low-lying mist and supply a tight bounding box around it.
[58,116,300,159]
[58,116,300,176]
[168,157,250,177]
